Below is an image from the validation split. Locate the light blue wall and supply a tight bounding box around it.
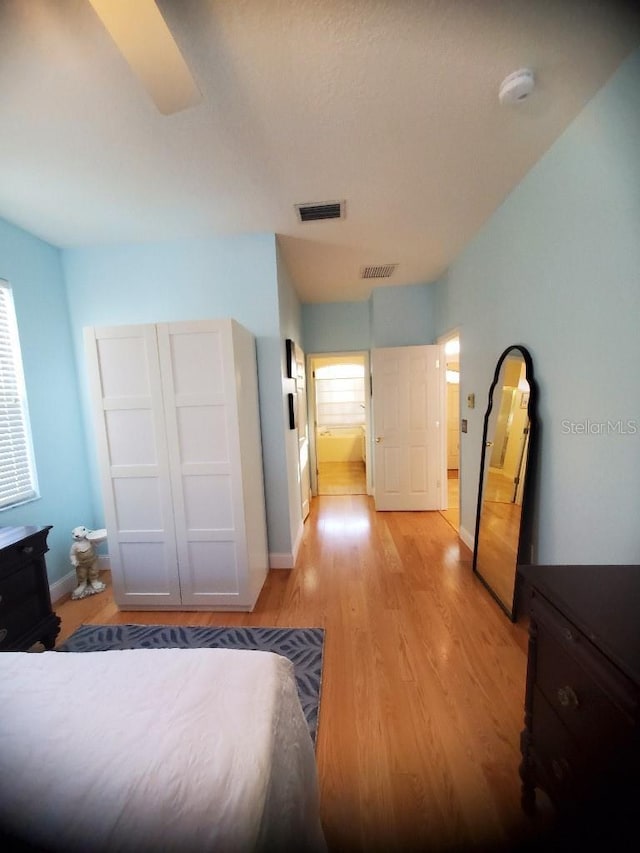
[434,48,640,564]
[302,301,371,353]
[61,233,295,557]
[0,217,94,582]
[301,283,438,353]
[276,242,303,375]
[276,242,304,558]
[371,283,436,347]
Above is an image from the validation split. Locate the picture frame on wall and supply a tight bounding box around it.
[285,338,295,379]
[287,392,296,430]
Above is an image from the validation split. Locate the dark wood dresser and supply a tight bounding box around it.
[0,525,60,651]
[518,564,640,842]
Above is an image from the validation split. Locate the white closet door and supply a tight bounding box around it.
[84,325,181,605]
[158,320,247,606]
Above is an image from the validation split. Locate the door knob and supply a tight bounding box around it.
[375,437,382,443]
[486,441,494,447]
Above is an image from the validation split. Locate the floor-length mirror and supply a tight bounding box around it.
[473,345,537,620]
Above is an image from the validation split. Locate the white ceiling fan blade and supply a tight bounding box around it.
[88,0,201,115]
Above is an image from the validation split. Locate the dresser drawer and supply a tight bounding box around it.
[535,630,634,758]
[0,562,42,611]
[530,686,586,807]
[520,565,640,820]
[533,593,636,744]
[0,534,47,579]
[0,597,45,649]
[0,563,48,650]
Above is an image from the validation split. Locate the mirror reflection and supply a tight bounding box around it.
[473,346,536,620]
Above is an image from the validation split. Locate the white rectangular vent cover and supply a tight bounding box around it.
[360,264,398,279]
[295,200,345,222]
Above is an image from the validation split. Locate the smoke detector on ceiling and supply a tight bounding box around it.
[498,69,535,106]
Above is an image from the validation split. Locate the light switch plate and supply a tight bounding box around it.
[467,393,475,409]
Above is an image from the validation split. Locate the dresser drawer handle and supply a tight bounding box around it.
[0,628,7,643]
[563,628,575,642]
[20,546,34,555]
[557,686,579,709]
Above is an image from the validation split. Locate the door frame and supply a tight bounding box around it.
[307,351,372,497]
[438,328,462,517]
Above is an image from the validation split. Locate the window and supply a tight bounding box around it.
[315,363,365,428]
[0,281,39,509]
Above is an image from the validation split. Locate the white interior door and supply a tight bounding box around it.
[372,345,443,511]
[158,321,247,607]
[84,325,181,605]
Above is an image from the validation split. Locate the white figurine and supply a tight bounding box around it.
[70,526,107,600]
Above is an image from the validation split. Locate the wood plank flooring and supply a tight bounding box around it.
[439,468,460,532]
[55,495,549,853]
[318,461,367,495]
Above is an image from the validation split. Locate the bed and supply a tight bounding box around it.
[0,647,327,852]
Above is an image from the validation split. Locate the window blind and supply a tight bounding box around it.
[0,282,38,509]
[315,364,365,428]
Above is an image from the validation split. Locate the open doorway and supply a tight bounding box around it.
[308,353,370,497]
[439,333,460,532]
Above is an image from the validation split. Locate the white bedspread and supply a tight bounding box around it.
[0,648,326,852]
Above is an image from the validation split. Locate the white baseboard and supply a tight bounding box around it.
[268,522,304,570]
[459,526,475,553]
[49,556,111,603]
[49,570,77,604]
[292,522,304,563]
[269,552,294,569]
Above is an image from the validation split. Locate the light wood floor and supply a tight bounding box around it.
[55,496,548,853]
[318,460,367,495]
[439,468,460,532]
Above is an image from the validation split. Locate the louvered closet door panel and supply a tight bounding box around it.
[158,320,247,606]
[84,325,181,606]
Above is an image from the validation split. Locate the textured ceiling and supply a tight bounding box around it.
[0,0,639,302]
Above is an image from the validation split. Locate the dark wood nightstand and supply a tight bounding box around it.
[0,526,60,651]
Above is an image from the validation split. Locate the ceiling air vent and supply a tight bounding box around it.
[295,200,345,222]
[360,264,398,280]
